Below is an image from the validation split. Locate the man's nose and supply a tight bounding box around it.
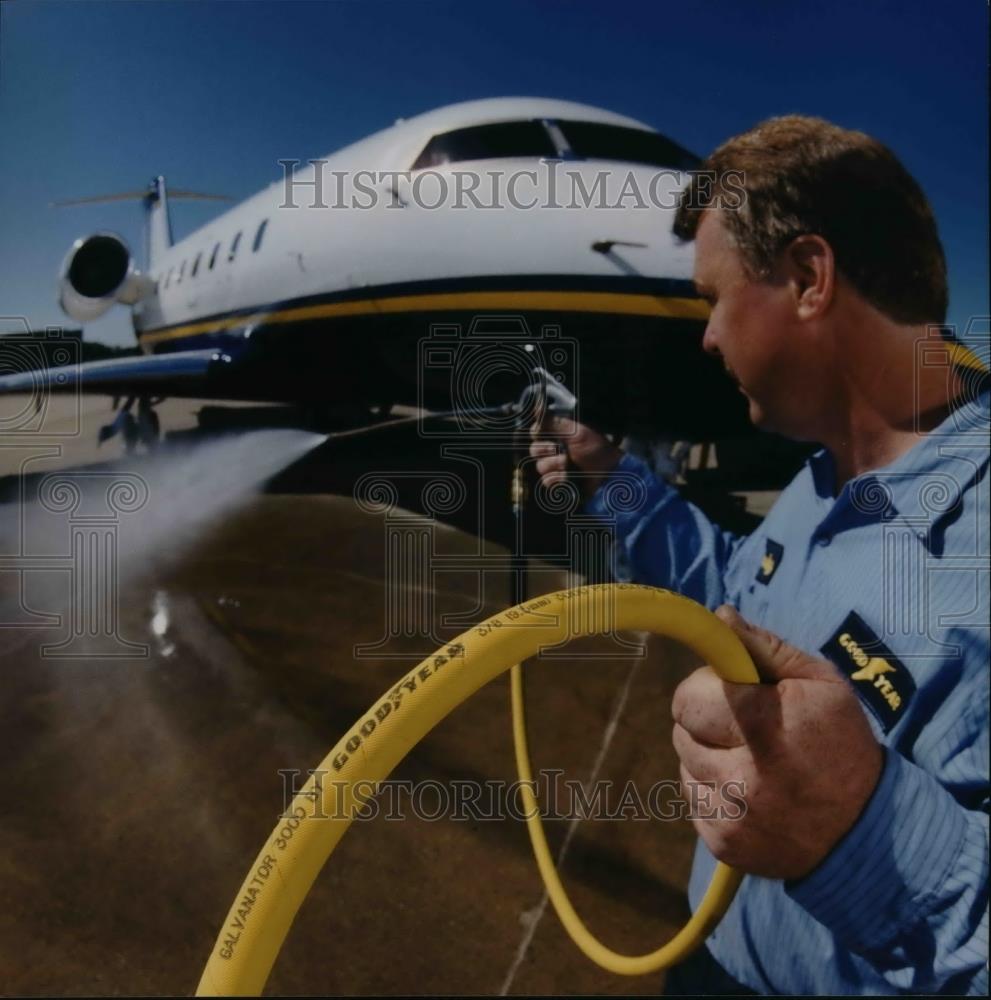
[701,322,720,357]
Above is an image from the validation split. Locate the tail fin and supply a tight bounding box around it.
[53,179,232,270]
[144,176,173,269]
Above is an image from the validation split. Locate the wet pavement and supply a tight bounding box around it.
[0,394,752,995]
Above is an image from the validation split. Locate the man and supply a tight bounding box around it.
[531,116,988,994]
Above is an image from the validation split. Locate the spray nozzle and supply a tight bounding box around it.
[512,367,577,427]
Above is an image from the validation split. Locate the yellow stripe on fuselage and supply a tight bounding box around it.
[945,339,990,375]
[137,290,710,345]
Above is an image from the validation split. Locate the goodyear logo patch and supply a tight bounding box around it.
[755,539,784,585]
[821,611,916,733]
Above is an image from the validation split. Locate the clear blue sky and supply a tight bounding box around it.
[1,0,987,346]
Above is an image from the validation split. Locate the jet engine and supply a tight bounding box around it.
[58,232,155,322]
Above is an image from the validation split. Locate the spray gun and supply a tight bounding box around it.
[508,366,579,606]
[511,368,578,500]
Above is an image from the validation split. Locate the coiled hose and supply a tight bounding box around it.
[196,583,759,995]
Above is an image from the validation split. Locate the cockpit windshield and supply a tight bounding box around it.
[411,121,556,169]
[555,120,699,170]
[410,118,699,171]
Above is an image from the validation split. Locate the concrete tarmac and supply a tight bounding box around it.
[0,393,765,995]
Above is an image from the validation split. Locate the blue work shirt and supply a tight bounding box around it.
[585,387,990,995]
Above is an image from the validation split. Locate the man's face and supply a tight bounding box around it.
[693,210,806,436]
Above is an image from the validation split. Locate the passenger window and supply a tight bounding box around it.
[191,252,202,277]
[252,219,268,253]
[228,231,242,262]
[209,242,220,269]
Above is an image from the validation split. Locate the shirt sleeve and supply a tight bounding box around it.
[583,451,746,609]
[786,717,990,994]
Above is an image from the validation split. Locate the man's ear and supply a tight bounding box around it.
[782,235,835,320]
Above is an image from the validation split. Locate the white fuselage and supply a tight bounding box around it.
[131,97,701,352]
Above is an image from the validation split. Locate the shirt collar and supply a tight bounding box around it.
[807,387,990,537]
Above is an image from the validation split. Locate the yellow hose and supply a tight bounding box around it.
[510,661,745,975]
[196,584,759,996]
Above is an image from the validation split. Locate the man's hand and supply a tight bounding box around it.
[529,414,623,501]
[672,605,883,881]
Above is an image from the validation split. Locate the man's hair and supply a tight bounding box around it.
[673,115,948,324]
